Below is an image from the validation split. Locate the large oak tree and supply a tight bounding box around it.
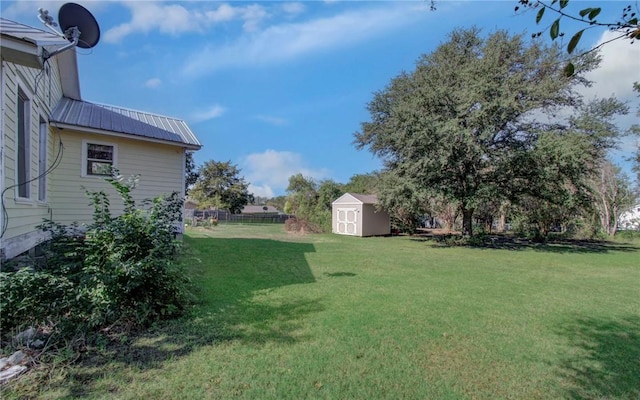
[355,28,607,236]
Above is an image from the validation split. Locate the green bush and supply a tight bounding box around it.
[1,174,190,342]
[0,270,76,333]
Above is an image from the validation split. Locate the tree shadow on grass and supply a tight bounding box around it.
[55,237,321,397]
[411,233,640,254]
[556,315,640,399]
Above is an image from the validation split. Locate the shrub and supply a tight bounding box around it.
[284,217,323,234]
[1,174,190,343]
[0,270,76,333]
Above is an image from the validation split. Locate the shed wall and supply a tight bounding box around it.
[361,204,391,237]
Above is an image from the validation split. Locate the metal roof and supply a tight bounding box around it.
[0,18,70,47]
[349,193,379,204]
[333,193,379,205]
[51,97,202,148]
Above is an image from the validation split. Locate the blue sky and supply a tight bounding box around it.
[2,1,639,197]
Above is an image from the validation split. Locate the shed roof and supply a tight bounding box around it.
[332,193,379,205]
[51,97,202,149]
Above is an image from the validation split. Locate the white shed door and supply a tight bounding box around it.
[337,208,358,235]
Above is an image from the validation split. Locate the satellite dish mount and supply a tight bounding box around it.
[38,3,100,61]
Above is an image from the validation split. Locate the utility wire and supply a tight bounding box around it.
[1,129,64,239]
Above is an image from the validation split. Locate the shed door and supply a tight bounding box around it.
[336,208,358,235]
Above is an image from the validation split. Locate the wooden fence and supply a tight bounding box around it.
[186,209,291,225]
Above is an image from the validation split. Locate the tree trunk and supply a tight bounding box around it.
[461,207,474,237]
[498,212,506,233]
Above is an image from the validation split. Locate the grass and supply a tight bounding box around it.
[4,224,640,399]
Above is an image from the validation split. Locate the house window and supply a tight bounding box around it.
[17,88,31,199]
[38,118,48,202]
[83,141,117,176]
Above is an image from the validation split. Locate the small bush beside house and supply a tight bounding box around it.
[0,175,191,346]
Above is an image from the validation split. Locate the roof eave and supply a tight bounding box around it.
[0,34,82,100]
[0,35,43,69]
[50,122,203,150]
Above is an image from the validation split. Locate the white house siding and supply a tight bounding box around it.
[1,58,63,258]
[49,129,185,227]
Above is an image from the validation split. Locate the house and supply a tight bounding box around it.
[241,205,281,215]
[618,203,640,231]
[184,199,199,210]
[0,18,202,260]
[332,193,390,237]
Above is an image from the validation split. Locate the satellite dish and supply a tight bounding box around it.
[58,3,100,49]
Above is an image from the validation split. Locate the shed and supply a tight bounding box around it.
[332,193,390,237]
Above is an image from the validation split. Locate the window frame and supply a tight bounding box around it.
[81,139,118,178]
[38,117,48,203]
[15,84,32,201]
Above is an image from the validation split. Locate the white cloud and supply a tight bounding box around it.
[181,4,425,77]
[204,3,236,23]
[248,183,275,199]
[579,31,640,175]
[144,78,162,89]
[191,104,226,122]
[581,31,640,102]
[255,115,288,126]
[104,2,197,43]
[1,1,61,20]
[282,2,305,16]
[240,4,269,32]
[104,2,269,43]
[241,150,330,197]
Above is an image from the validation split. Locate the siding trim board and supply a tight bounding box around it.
[52,122,200,150]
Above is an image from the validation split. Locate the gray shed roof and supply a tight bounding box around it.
[350,193,379,204]
[332,193,379,205]
[51,97,202,149]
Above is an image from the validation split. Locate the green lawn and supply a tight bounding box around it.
[13,224,640,399]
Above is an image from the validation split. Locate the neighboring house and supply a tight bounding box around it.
[241,205,281,215]
[332,193,390,237]
[618,203,640,231]
[0,18,202,260]
[184,199,199,210]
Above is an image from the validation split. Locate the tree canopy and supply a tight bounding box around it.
[189,160,253,213]
[184,152,199,194]
[355,28,622,236]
